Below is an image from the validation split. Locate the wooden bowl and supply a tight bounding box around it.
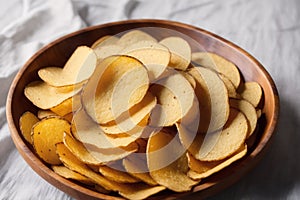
[6,19,279,199]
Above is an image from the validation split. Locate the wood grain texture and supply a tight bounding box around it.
[6,19,279,199]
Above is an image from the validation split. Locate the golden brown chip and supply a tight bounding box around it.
[194,108,248,161]
[179,71,196,89]
[81,55,149,124]
[52,165,94,185]
[118,30,157,47]
[187,145,247,180]
[239,82,263,107]
[32,117,71,164]
[99,165,140,183]
[149,70,195,127]
[19,111,39,144]
[230,99,258,138]
[122,40,170,81]
[38,46,97,87]
[147,130,198,192]
[37,110,57,119]
[192,52,241,88]
[56,143,165,199]
[24,81,80,109]
[159,37,191,71]
[219,74,238,98]
[50,97,73,117]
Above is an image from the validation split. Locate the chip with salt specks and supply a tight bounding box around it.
[81,55,149,124]
[118,30,157,47]
[147,130,199,192]
[50,94,81,117]
[219,73,239,98]
[38,46,97,87]
[149,70,195,127]
[187,144,247,180]
[32,117,71,165]
[19,111,39,145]
[159,36,191,71]
[192,52,241,88]
[24,81,81,110]
[122,40,170,81]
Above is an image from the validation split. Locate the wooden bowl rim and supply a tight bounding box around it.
[6,19,280,199]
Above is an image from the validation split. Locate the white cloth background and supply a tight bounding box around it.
[1,0,300,199]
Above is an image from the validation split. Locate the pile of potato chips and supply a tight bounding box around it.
[19,30,263,199]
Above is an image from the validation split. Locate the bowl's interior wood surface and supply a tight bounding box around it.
[7,19,279,200]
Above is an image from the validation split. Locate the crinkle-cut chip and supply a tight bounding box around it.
[159,37,191,71]
[122,40,170,81]
[19,111,39,144]
[118,30,157,47]
[101,92,156,134]
[149,70,195,127]
[147,131,198,192]
[238,82,263,107]
[230,99,257,138]
[24,81,81,110]
[91,35,119,49]
[195,108,248,161]
[50,94,81,117]
[123,155,158,186]
[192,52,241,88]
[37,110,57,119]
[94,44,124,60]
[187,145,247,180]
[56,143,165,199]
[52,165,94,185]
[99,165,140,183]
[32,117,71,165]
[81,55,149,124]
[189,67,229,133]
[38,46,97,87]
[219,74,239,98]
[179,71,196,89]
[72,109,140,148]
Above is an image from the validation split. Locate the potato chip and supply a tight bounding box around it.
[100,92,156,134]
[118,30,157,47]
[72,109,141,148]
[19,111,39,144]
[56,143,165,199]
[159,37,191,71]
[91,35,119,49]
[122,40,170,81]
[189,67,229,133]
[32,117,71,164]
[37,110,57,119]
[38,46,97,87]
[82,55,149,124]
[50,95,79,117]
[24,81,80,109]
[192,52,241,88]
[230,99,257,137]
[179,71,196,89]
[123,155,158,186]
[219,74,238,98]
[52,165,94,185]
[94,44,124,60]
[239,82,263,107]
[99,165,140,183]
[149,70,195,127]
[63,112,73,123]
[187,145,247,180]
[147,130,198,192]
[195,108,248,161]
[256,109,262,118]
